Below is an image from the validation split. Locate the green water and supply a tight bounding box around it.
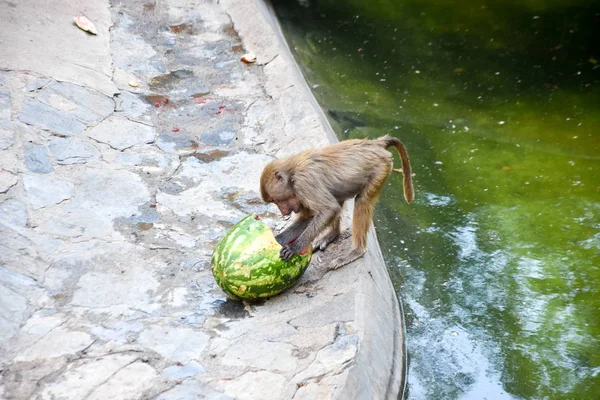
[272,1,600,399]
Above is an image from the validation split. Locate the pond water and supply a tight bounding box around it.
[272,1,600,398]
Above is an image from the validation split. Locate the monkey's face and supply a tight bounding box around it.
[274,196,302,216]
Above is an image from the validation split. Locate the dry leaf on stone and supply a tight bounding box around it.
[241,53,256,63]
[73,16,98,35]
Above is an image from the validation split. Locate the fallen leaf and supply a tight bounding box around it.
[128,80,139,88]
[73,16,98,35]
[241,53,256,63]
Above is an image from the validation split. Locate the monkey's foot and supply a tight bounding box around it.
[328,249,366,271]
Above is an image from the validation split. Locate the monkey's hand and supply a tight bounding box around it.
[280,241,303,261]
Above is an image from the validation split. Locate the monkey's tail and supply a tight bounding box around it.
[380,135,415,204]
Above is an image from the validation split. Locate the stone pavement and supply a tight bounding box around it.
[0,0,403,399]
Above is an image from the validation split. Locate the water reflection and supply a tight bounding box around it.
[273,0,600,399]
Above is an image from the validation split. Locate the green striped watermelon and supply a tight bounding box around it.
[211,214,312,300]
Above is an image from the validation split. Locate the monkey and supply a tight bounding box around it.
[260,134,414,269]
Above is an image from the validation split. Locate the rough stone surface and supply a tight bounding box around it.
[216,371,288,400]
[0,0,404,399]
[23,142,53,173]
[161,361,205,380]
[37,354,138,400]
[137,326,210,362]
[0,120,15,150]
[88,116,155,150]
[0,0,118,96]
[49,136,101,165]
[0,199,28,227]
[0,85,10,121]
[0,171,18,194]
[0,266,46,347]
[36,82,115,124]
[22,174,74,210]
[18,98,86,136]
[14,328,93,362]
[115,91,152,123]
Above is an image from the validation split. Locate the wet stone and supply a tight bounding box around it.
[116,146,176,170]
[23,142,53,174]
[49,137,100,165]
[111,26,166,74]
[88,116,155,150]
[23,174,73,210]
[18,98,86,136]
[117,203,160,225]
[115,91,151,123]
[156,132,197,153]
[0,199,28,227]
[149,69,210,98]
[159,180,186,195]
[212,299,250,319]
[184,149,230,163]
[179,257,209,271]
[36,82,114,124]
[200,125,236,146]
[221,188,270,214]
[173,41,232,66]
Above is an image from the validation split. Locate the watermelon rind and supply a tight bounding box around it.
[211,214,312,300]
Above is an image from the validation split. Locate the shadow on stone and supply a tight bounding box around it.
[212,298,253,319]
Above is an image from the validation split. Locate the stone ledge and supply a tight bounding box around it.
[221,1,405,398]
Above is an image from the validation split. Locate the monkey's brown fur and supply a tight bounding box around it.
[260,135,414,269]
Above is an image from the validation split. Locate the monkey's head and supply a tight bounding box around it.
[260,161,302,216]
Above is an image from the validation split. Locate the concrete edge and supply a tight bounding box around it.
[221,0,405,398]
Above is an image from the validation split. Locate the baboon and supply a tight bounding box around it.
[260,135,414,269]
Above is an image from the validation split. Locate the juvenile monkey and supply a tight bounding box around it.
[260,135,414,269]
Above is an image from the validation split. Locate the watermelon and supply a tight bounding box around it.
[211,214,312,300]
